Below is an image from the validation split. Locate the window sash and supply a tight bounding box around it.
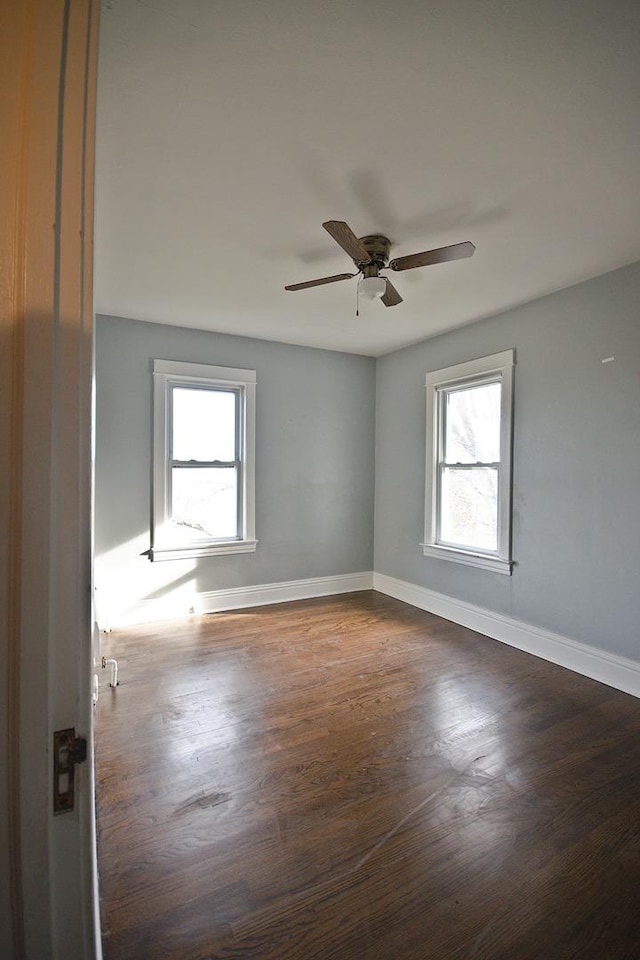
[168,383,243,541]
[437,463,500,554]
[440,375,501,466]
[436,379,502,555]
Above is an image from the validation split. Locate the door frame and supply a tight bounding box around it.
[1,2,101,957]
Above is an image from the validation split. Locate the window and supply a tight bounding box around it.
[422,350,514,574]
[151,359,257,560]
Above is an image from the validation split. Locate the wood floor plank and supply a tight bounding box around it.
[96,591,640,959]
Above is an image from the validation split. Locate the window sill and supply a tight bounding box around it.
[150,539,258,562]
[421,543,512,575]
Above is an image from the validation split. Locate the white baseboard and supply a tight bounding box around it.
[373,572,640,699]
[196,571,374,614]
[112,571,374,627]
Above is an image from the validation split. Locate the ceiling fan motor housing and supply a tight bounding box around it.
[356,235,392,276]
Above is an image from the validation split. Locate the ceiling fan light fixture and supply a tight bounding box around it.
[358,276,387,301]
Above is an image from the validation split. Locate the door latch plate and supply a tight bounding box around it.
[53,727,87,814]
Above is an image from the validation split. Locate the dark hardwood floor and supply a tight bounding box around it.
[95,591,640,960]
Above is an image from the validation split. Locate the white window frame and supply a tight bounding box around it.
[421,350,514,575]
[151,359,257,561]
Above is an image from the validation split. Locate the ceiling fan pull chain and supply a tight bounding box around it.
[356,278,360,317]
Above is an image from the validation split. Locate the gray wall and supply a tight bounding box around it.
[95,316,375,623]
[375,261,640,661]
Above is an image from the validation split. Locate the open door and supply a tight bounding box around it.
[0,2,100,957]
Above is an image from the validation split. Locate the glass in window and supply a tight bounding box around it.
[440,466,498,551]
[444,381,501,464]
[171,466,238,539]
[172,387,237,462]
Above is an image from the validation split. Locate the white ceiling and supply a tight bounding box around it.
[95,0,640,356]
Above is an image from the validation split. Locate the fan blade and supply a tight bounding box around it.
[389,241,475,272]
[322,221,370,262]
[381,278,403,307]
[285,272,355,291]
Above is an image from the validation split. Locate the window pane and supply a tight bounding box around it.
[440,466,498,551]
[172,387,236,462]
[171,467,238,540]
[444,381,501,464]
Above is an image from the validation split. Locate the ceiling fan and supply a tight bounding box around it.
[285,220,475,308]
